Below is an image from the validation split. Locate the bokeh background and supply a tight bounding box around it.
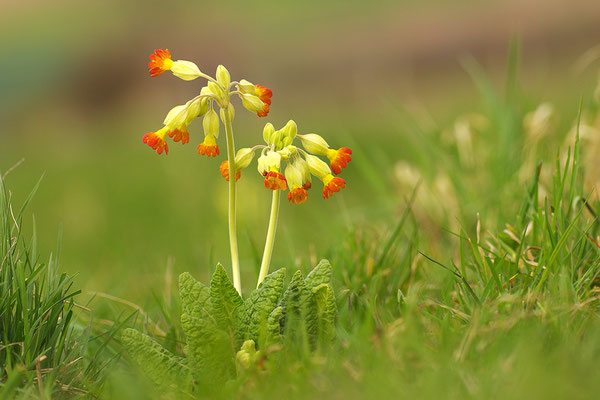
[2,0,600,302]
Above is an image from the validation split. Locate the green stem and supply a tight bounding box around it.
[257,189,280,287]
[222,105,242,294]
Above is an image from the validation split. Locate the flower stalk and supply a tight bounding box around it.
[257,189,280,287]
[222,104,242,294]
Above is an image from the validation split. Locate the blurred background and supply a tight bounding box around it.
[1,0,600,302]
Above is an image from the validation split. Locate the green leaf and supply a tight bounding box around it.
[210,264,243,333]
[312,284,337,344]
[305,259,332,290]
[179,272,211,320]
[243,268,286,343]
[266,306,283,346]
[122,328,190,388]
[181,313,235,384]
[282,270,316,344]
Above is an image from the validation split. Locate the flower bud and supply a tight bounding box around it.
[208,82,227,102]
[237,79,256,94]
[281,120,297,145]
[265,151,281,168]
[257,154,268,175]
[299,134,330,155]
[305,154,331,179]
[263,123,275,144]
[163,104,189,129]
[296,157,312,189]
[185,98,208,124]
[278,147,292,160]
[203,108,220,138]
[240,93,264,113]
[285,162,303,189]
[171,60,202,81]
[216,65,231,89]
[235,147,255,169]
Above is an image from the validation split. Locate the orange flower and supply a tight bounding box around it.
[326,147,352,175]
[148,49,174,77]
[302,181,312,190]
[142,127,169,155]
[264,170,287,190]
[197,136,220,157]
[322,175,346,199]
[255,85,272,117]
[219,161,241,182]
[287,187,308,204]
[168,126,190,144]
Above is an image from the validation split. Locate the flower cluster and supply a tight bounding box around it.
[219,121,352,204]
[142,49,351,204]
[143,49,272,156]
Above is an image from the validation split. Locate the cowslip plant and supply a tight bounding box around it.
[125,49,349,394]
[143,48,273,294]
[140,49,352,291]
[122,260,336,394]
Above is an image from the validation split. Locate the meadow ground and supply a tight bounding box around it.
[3,46,600,398]
[3,1,600,398]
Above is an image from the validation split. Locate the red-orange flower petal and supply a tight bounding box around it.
[197,137,220,157]
[148,49,173,77]
[302,181,312,190]
[264,171,287,190]
[142,130,169,155]
[255,85,272,117]
[168,126,190,144]
[327,147,352,175]
[322,175,346,199]
[287,187,308,204]
[219,161,241,182]
[255,85,272,105]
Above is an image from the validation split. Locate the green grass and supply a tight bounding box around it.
[4,46,600,398]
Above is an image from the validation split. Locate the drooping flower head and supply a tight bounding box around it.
[198,135,220,157]
[255,85,272,117]
[148,49,173,77]
[143,127,169,155]
[220,161,241,182]
[285,162,308,204]
[168,126,190,144]
[265,170,287,190]
[237,80,272,117]
[327,147,353,175]
[322,175,346,199]
[298,134,352,175]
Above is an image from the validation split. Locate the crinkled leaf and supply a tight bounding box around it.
[312,283,337,344]
[243,268,285,343]
[122,328,190,388]
[210,264,243,331]
[181,312,235,384]
[281,270,316,344]
[305,259,332,290]
[266,306,283,346]
[179,272,211,320]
